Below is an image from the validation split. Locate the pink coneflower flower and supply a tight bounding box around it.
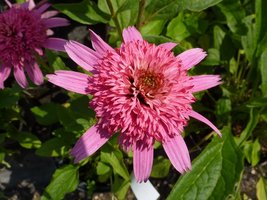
[0,0,69,89]
[47,27,222,182]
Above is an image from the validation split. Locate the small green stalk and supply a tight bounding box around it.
[136,0,146,30]
[106,0,122,39]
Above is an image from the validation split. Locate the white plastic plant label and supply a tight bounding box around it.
[130,173,160,200]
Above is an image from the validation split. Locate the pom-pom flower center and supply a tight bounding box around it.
[0,7,47,65]
[136,70,164,98]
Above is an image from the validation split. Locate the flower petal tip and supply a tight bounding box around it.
[190,74,222,93]
[70,150,81,163]
[163,135,191,175]
[89,29,114,54]
[122,26,143,43]
[133,143,154,183]
[189,111,221,136]
[217,130,222,137]
[178,48,207,70]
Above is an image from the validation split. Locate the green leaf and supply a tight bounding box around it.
[141,20,166,36]
[98,0,139,28]
[257,177,267,200]
[251,139,261,166]
[52,57,66,71]
[112,175,130,200]
[260,50,267,95]
[57,106,82,132]
[256,34,267,58]
[236,108,260,146]
[97,161,110,174]
[167,127,243,200]
[41,165,79,200]
[167,12,190,41]
[0,152,5,163]
[247,96,267,108]
[10,132,41,149]
[116,0,138,13]
[35,138,69,157]
[96,161,111,177]
[229,57,238,75]
[100,147,130,180]
[144,0,184,22]
[215,98,232,124]
[31,103,60,126]
[217,0,246,34]
[96,162,112,182]
[213,25,235,61]
[54,0,109,25]
[144,35,173,44]
[201,48,220,66]
[45,50,69,72]
[151,156,171,178]
[69,96,95,119]
[213,25,225,50]
[255,0,267,44]
[186,0,222,12]
[241,15,257,62]
[116,0,139,27]
[243,139,261,166]
[0,88,20,109]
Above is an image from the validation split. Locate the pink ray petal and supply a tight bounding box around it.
[158,42,177,51]
[177,48,207,70]
[68,40,100,59]
[122,26,143,43]
[47,70,91,95]
[42,11,59,19]
[35,3,50,14]
[4,0,12,7]
[25,62,44,85]
[162,134,191,174]
[65,41,99,72]
[133,142,154,182]
[14,64,28,88]
[34,48,43,56]
[20,1,30,9]
[19,0,35,9]
[189,111,221,136]
[0,64,12,89]
[190,75,222,93]
[70,126,111,163]
[43,38,67,52]
[89,29,114,55]
[0,64,11,81]
[44,17,69,28]
[46,29,54,36]
[28,0,35,10]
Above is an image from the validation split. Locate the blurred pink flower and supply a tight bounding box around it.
[47,27,222,182]
[0,0,69,89]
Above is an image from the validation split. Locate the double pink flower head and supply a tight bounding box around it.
[48,27,222,182]
[0,0,69,89]
[0,0,223,181]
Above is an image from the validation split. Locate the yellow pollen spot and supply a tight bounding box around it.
[140,74,158,89]
[137,70,163,95]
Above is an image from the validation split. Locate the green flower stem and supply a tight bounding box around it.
[136,0,146,30]
[106,0,122,39]
[189,132,214,153]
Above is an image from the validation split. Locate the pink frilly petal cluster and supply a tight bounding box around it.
[47,26,222,182]
[0,0,69,89]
